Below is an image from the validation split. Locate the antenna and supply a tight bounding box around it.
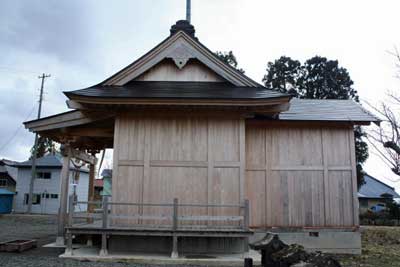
[186,0,191,23]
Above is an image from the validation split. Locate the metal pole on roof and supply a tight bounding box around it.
[27,73,51,214]
[186,0,191,23]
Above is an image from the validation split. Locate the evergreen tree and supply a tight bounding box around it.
[215,51,245,74]
[264,56,368,187]
[30,136,55,159]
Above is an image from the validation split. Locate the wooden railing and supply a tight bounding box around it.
[68,195,250,231]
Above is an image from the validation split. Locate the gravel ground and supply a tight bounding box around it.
[7,215,398,267]
[0,214,173,267]
[0,214,239,267]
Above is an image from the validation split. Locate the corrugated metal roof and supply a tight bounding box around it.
[279,99,380,123]
[16,154,89,172]
[358,174,400,199]
[17,154,63,168]
[0,189,15,195]
[0,165,7,173]
[64,81,289,100]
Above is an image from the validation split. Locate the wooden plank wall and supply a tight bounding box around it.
[112,115,245,226]
[135,59,225,82]
[245,125,358,228]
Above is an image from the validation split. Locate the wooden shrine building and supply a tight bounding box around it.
[24,20,378,257]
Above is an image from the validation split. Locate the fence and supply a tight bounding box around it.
[68,195,250,231]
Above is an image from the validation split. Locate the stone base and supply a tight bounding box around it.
[109,236,247,255]
[59,246,261,265]
[249,230,361,254]
[55,236,65,247]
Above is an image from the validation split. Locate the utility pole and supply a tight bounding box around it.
[186,0,191,23]
[27,73,51,213]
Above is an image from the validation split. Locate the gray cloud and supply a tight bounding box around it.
[0,0,95,64]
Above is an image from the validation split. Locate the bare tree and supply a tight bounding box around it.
[366,48,400,177]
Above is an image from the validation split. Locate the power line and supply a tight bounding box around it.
[0,104,37,154]
[0,66,38,74]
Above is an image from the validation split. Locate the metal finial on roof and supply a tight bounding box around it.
[186,0,191,23]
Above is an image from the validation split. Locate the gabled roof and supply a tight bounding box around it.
[278,99,380,124]
[358,174,400,199]
[17,154,64,168]
[98,21,261,87]
[0,159,18,183]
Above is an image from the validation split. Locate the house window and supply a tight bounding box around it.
[41,193,50,199]
[50,194,58,199]
[24,194,41,205]
[36,172,51,179]
[0,179,7,187]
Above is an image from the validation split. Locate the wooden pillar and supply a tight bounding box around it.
[87,153,96,225]
[171,198,179,258]
[65,230,73,256]
[99,233,108,256]
[56,144,71,246]
[100,196,109,256]
[171,235,179,258]
[349,128,360,226]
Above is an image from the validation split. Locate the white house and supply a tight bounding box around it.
[14,153,89,214]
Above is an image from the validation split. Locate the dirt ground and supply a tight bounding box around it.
[0,214,400,267]
[338,226,400,267]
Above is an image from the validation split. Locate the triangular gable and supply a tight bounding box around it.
[135,58,226,82]
[102,31,261,87]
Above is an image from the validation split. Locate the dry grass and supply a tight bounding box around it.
[338,226,400,267]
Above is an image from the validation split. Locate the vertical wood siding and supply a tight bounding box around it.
[245,126,358,228]
[113,116,358,228]
[112,115,245,226]
[135,59,225,82]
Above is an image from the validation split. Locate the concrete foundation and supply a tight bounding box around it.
[109,236,247,255]
[60,247,261,265]
[250,230,361,254]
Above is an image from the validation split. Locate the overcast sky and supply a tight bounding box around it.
[1,0,400,190]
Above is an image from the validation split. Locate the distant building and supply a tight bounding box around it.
[0,159,18,193]
[13,153,89,214]
[358,174,400,214]
[100,169,112,196]
[93,178,103,201]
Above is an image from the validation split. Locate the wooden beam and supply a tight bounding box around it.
[70,149,97,165]
[66,100,86,110]
[87,156,96,221]
[24,110,114,132]
[70,96,290,107]
[247,120,357,128]
[65,128,114,138]
[56,145,71,245]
